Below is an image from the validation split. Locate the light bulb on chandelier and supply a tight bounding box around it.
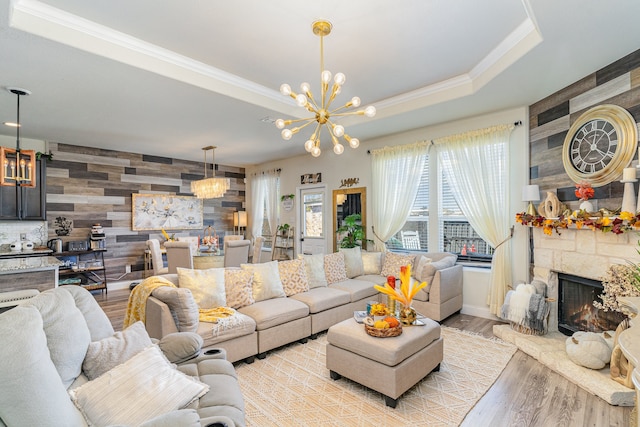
[275,20,376,158]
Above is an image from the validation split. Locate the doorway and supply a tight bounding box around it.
[298,185,327,255]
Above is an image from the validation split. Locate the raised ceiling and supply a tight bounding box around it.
[0,0,639,166]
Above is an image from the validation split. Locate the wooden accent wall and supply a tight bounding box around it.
[529,49,640,211]
[45,143,245,282]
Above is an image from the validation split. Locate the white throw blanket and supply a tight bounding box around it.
[502,283,535,325]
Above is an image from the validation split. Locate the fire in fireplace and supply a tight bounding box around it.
[557,273,625,336]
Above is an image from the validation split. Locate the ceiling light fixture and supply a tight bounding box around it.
[190,145,230,198]
[275,20,376,158]
[1,87,36,188]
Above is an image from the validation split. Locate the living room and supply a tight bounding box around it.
[1,1,640,426]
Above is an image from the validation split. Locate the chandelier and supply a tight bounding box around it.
[1,87,36,188]
[275,20,376,158]
[190,146,230,198]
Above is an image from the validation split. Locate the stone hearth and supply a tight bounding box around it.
[494,324,634,406]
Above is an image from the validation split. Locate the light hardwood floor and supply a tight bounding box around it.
[97,289,632,427]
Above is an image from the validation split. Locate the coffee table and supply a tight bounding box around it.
[326,317,443,408]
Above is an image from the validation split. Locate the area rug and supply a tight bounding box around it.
[235,326,517,427]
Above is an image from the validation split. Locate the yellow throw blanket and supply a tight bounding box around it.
[199,306,236,323]
[123,276,176,328]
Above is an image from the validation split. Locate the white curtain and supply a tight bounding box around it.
[249,176,266,239]
[434,124,514,316]
[370,141,429,251]
[249,169,280,239]
[264,171,280,240]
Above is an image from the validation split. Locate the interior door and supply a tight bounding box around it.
[298,186,327,255]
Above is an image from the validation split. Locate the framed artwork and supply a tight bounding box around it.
[132,194,203,231]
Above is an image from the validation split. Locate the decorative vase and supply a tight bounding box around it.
[579,200,594,213]
[387,296,396,316]
[399,306,417,325]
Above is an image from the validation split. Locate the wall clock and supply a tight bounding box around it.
[562,104,638,187]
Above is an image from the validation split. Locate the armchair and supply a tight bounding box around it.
[410,252,463,321]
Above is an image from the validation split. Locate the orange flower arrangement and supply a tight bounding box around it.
[374,264,427,307]
[575,181,595,201]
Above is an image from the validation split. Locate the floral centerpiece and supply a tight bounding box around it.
[374,264,427,325]
[575,181,595,212]
[202,226,218,251]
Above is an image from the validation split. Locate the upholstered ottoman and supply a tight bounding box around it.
[326,317,443,408]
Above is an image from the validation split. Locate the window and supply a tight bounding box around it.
[390,155,493,261]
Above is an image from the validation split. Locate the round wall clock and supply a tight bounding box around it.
[562,104,638,187]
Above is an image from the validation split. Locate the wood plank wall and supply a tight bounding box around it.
[45,142,245,282]
[529,48,640,211]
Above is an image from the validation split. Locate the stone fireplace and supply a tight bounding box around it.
[531,226,640,333]
[557,272,625,336]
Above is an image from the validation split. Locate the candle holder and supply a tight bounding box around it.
[621,178,637,214]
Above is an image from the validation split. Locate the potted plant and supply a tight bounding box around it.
[336,214,371,248]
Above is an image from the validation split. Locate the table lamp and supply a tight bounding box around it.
[522,185,540,216]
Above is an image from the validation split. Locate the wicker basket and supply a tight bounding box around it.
[364,323,402,338]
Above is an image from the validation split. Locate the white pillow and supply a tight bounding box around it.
[361,252,382,275]
[177,267,226,309]
[299,254,328,288]
[241,261,286,301]
[339,247,364,278]
[414,255,433,282]
[70,345,209,427]
[82,321,153,380]
[0,305,86,426]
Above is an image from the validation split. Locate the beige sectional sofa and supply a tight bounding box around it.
[145,249,463,364]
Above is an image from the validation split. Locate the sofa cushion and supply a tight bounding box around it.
[151,287,199,333]
[290,287,351,313]
[241,261,286,302]
[329,278,380,302]
[224,269,255,309]
[24,287,91,389]
[278,258,309,296]
[70,345,209,426]
[83,320,153,380]
[381,251,415,277]
[60,285,115,341]
[0,305,86,426]
[361,251,382,275]
[300,253,328,288]
[340,246,364,278]
[324,252,348,284]
[177,267,227,309]
[414,255,433,282]
[196,311,256,347]
[238,298,309,330]
[422,253,458,287]
[158,332,203,364]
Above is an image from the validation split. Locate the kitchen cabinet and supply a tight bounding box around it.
[56,249,107,294]
[0,159,46,220]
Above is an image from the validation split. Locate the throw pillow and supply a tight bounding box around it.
[82,321,153,380]
[299,254,328,288]
[177,267,226,309]
[361,251,382,275]
[381,252,416,277]
[224,269,255,309]
[414,255,433,282]
[278,259,309,296]
[324,252,348,284]
[24,287,92,388]
[60,285,115,341]
[70,345,209,427]
[0,305,86,426]
[241,261,286,301]
[339,247,364,278]
[422,254,458,287]
[151,287,199,333]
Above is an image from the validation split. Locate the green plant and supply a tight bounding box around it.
[280,194,294,202]
[336,214,371,248]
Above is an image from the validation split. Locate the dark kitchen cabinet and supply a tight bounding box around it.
[0,159,46,220]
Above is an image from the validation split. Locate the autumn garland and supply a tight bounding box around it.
[515,210,640,235]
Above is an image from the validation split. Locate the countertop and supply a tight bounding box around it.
[0,256,64,274]
[0,247,53,258]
